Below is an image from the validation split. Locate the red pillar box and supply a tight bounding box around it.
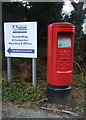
[47,22,75,104]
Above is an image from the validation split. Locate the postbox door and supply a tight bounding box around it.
[52,28,74,86]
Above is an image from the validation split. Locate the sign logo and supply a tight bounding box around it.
[12,25,27,33]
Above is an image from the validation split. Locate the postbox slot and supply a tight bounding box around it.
[58,32,72,35]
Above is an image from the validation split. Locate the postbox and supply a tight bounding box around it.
[47,22,75,104]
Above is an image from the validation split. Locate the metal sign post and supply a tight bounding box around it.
[7,57,11,84]
[32,58,36,88]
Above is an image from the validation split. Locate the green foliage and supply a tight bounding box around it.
[74,54,86,80]
[78,80,86,87]
[2,80,48,105]
[2,2,29,22]
[38,45,47,61]
[79,33,86,39]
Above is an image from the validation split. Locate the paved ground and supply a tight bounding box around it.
[2,99,63,119]
[1,99,85,119]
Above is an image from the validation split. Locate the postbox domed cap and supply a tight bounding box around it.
[51,22,75,28]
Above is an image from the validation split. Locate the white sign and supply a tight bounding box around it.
[4,22,37,58]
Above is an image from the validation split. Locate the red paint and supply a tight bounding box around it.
[47,22,75,86]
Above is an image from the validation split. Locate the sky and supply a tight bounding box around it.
[62,0,74,16]
[62,0,80,17]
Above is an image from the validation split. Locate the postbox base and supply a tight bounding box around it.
[47,84,72,104]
